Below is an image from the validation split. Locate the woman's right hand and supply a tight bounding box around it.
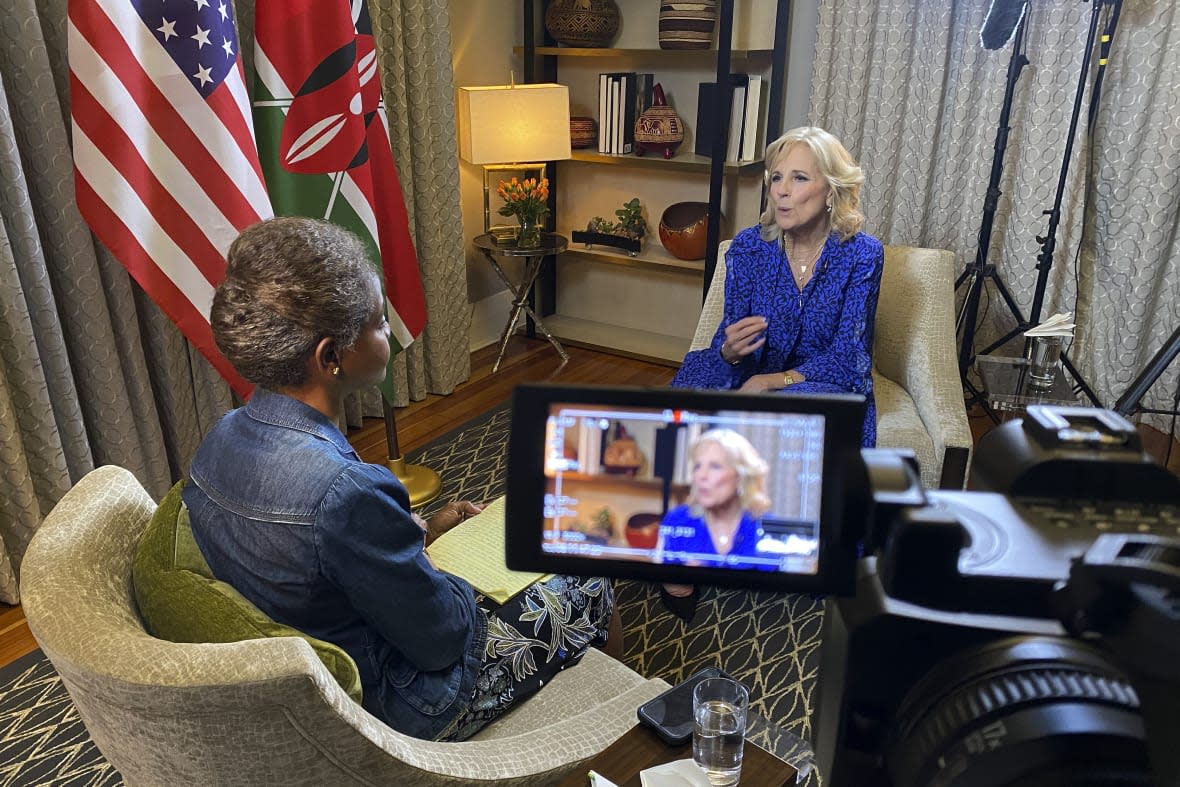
[721,316,768,363]
[662,584,695,598]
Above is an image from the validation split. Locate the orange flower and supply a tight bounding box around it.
[496,175,551,222]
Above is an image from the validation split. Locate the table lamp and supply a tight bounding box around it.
[457,82,571,233]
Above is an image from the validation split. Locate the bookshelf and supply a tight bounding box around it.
[520,0,790,363]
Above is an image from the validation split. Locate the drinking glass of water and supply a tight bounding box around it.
[692,677,749,785]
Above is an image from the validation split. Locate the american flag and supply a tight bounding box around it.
[69,0,272,397]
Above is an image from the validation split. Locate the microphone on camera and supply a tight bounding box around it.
[980,0,1029,50]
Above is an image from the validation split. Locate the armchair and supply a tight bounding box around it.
[690,242,971,488]
[21,466,669,786]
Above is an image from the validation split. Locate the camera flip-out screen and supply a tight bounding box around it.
[505,385,867,593]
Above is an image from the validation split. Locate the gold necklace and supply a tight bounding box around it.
[784,236,825,286]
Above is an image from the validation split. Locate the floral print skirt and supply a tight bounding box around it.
[442,575,614,741]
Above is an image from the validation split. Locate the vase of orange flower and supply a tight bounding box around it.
[497,176,549,248]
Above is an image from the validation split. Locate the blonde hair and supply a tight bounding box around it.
[759,126,865,243]
[688,429,772,518]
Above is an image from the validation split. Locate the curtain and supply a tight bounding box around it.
[809,0,1180,425]
[0,0,469,603]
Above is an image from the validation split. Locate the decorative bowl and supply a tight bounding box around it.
[659,202,716,261]
[625,513,661,550]
[658,0,718,50]
[570,116,597,149]
[633,83,683,159]
[544,0,620,48]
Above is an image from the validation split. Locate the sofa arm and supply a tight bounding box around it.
[904,338,973,488]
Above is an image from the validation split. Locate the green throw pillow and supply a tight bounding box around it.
[132,480,363,704]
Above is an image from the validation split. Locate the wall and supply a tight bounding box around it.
[448,1,523,349]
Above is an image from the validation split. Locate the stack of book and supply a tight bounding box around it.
[694,73,764,162]
[597,72,654,155]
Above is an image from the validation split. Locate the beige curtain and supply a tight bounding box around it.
[0,0,469,603]
[810,0,1180,425]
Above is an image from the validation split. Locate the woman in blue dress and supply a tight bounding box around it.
[672,126,884,448]
[657,428,774,570]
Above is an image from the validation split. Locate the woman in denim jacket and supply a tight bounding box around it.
[183,217,614,741]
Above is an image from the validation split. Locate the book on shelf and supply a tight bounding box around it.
[694,74,751,160]
[726,73,748,163]
[598,73,609,153]
[597,72,644,155]
[613,77,623,154]
[740,75,764,161]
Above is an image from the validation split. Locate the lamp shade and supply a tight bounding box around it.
[457,84,572,165]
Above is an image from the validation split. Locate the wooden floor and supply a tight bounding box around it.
[2,337,1177,672]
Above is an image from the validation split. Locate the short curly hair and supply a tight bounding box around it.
[759,126,865,243]
[211,217,380,390]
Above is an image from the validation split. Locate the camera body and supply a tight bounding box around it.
[501,387,1179,784]
[814,407,1180,786]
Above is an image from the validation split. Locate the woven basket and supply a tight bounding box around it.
[659,1,718,50]
[545,0,620,48]
[570,116,597,149]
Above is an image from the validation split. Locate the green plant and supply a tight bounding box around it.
[584,198,646,240]
[614,197,646,239]
[587,215,614,233]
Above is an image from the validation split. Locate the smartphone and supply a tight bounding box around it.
[636,666,737,746]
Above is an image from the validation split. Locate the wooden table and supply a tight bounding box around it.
[556,724,796,787]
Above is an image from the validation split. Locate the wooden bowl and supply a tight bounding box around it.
[659,201,715,260]
[625,513,661,550]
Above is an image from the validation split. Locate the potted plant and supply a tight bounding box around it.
[572,197,647,255]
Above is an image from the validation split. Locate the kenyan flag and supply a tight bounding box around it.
[253,0,427,402]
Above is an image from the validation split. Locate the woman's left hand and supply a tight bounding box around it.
[739,373,787,393]
[423,501,484,545]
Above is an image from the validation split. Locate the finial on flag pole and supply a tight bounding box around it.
[383,402,441,507]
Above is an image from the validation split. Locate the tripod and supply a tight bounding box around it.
[955,1,1031,401]
[957,0,1119,408]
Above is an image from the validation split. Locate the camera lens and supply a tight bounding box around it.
[886,636,1150,786]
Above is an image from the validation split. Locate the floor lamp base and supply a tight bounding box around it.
[386,456,442,508]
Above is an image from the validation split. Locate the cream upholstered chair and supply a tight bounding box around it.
[22,466,669,786]
[690,242,972,488]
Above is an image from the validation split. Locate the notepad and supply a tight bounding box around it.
[425,496,547,604]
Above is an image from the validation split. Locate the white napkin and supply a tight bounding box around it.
[639,759,713,787]
[588,770,620,787]
[1024,312,1075,338]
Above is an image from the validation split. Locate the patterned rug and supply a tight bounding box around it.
[0,403,823,785]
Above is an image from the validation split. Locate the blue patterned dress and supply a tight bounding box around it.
[672,225,884,447]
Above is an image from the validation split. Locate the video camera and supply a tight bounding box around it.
[504,385,1180,786]
[818,405,1180,787]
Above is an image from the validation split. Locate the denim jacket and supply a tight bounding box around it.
[182,389,487,739]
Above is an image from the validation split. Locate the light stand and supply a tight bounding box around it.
[1113,325,1180,419]
[971,0,1117,407]
[955,1,1032,402]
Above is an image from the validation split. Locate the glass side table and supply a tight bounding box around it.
[473,232,569,374]
[976,355,1078,415]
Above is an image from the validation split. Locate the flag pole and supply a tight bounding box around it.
[383,401,441,507]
